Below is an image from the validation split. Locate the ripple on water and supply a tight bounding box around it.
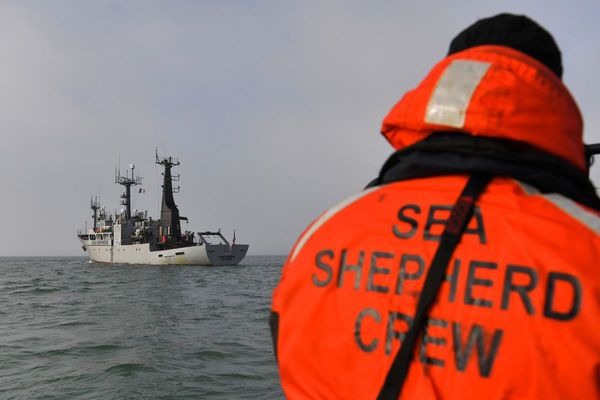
[104,363,158,376]
[193,349,228,361]
[57,320,96,327]
[32,287,61,294]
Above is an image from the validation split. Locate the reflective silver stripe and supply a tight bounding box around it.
[543,193,600,235]
[516,181,539,196]
[425,60,491,128]
[290,187,381,262]
[515,181,600,235]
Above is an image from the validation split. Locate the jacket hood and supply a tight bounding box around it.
[381,45,585,171]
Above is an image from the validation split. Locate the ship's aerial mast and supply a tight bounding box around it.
[156,149,183,241]
[115,164,143,220]
[90,196,100,229]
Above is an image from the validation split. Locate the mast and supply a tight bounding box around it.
[115,164,142,220]
[90,196,100,229]
[156,149,182,241]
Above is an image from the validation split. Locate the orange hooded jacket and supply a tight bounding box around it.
[271,45,600,399]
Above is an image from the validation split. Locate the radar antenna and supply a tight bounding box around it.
[115,163,143,220]
[90,196,100,229]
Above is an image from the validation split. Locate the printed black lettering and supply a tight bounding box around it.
[393,204,421,239]
[424,205,486,244]
[396,254,425,295]
[544,272,582,321]
[424,205,449,241]
[452,322,504,377]
[501,264,538,315]
[467,207,487,244]
[444,259,461,303]
[337,250,364,289]
[367,252,394,293]
[420,318,448,367]
[385,312,413,355]
[312,249,335,287]
[465,261,496,308]
[355,308,381,352]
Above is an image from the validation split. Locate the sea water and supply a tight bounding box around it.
[0,256,284,399]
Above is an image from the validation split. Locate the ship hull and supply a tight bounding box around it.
[85,242,248,266]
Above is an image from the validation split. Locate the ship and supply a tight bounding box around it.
[77,151,249,265]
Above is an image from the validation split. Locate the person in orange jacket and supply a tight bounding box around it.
[270,13,600,399]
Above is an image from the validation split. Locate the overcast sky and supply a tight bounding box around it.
[1,1,599,256]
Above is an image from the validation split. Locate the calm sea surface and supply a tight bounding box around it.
[0,256,285,399]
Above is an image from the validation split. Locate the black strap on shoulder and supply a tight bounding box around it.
[376,173,492,400]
